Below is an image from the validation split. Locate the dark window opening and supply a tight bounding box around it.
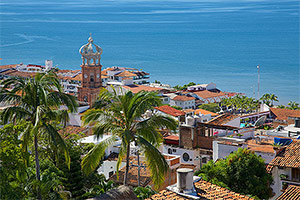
[183,153,190,162]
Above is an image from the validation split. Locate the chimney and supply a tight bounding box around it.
[177,168,194,193]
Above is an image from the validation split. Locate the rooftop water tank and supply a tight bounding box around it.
[186,116,195,126]
[177,168,194,192]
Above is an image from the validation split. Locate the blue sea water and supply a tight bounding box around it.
[0,0,299,104]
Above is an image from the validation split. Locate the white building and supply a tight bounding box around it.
[213,136,276,163]
[187,82,216,91]
[165,94,196,109]
[102,66,150,86]
[15,60,54,73]
[161,144,211,169]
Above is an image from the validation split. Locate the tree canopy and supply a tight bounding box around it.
[198,103,220,113]
[195,148,273,199]
[260,93,278,107]
[173,82,196,90]
[220,95,259,114]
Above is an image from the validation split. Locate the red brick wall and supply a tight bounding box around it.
[179,126,193,148]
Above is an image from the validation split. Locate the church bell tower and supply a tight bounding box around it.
[78,35,103,106]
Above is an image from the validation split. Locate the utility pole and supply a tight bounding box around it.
[137,150,140,187]
[130,148,146,187]
[257,65,260,100]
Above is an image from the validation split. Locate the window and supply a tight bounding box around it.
[109,171,114,177]
[172,149,176,152]
[292,168,300,181]
[168,148,172,154]
[183,153,190,162]
[84,96,88,102]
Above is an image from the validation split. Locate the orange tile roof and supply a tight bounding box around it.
[270,108,300,121]
[184,108,218,117]
[173,95,195,101]
[266,164,274,174]
[58,74,82,81]
[58,126,89,138]
[155,105,186,117]
[0,64,18,69]
[164,135,179,141]
[148,180,254,200]
[193,90,226,99]
[246,139,275,154]
[276,185,300,200]
[109,157,152,187]
[115,70,137,77]
[269,141,300,168]
[207,113,239,126]
[194,180,255,200]
[147,190,189,200]
[1,69,36,78]
[122,85,163,93]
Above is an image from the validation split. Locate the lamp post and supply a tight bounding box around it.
[257,65,260,100]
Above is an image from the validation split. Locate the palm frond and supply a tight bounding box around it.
[42,123,70,168]
[137,136,169,189]
[81,135,117,175]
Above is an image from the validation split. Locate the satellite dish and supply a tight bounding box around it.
[254,116,267,127]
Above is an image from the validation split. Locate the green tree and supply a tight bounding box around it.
[0,124,30,199]
[170,105,183,110]
[260,93,279,107]
[173,82,196,90]
[134,186,156,200]
[198,103,220,113]
[195,148,273,199]
[220,95,259,114]
[277,105,286,109]
[287,101,300,110]
[0,72,78,199]
[81,88,177,188]
[269,94,279,106]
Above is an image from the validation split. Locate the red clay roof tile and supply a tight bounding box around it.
[276,185,300,200]
[155,105,186,117]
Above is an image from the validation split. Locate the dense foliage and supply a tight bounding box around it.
[277,101,300,110]
[0,123,115,199]
[134,186,156,200]
[170,105,183,110]
[173,82,196,90]
[198,103,220,113]
[260,93,278,107]
[0,73,78,199]
[195,148,273,199]
[220,95,259,114]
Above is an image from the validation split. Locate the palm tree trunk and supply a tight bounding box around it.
[34,135,42,200]
[124,142,130,185]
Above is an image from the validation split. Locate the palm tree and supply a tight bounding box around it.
[277,105,286,109]
[260,93,271,107]
[0,72,78,199]
[81,88,177,188]
[287,101,300,110]
[269,94,278,107]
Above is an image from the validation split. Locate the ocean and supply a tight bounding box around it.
[0,0,299,104]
